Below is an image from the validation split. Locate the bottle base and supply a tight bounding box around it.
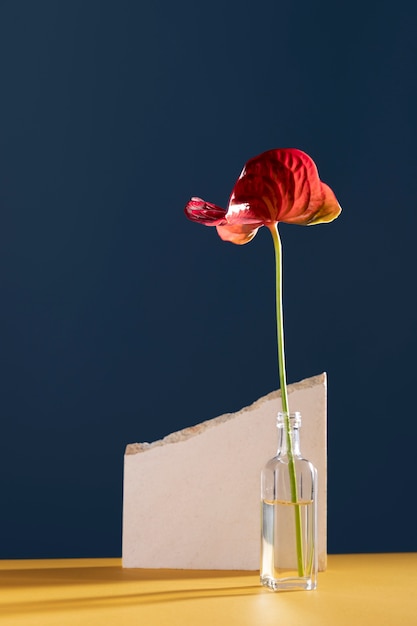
[260,574,317,592]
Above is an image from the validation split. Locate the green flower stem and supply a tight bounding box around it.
[268,223,305,578]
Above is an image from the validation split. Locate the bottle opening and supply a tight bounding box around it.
[277,411,301,428]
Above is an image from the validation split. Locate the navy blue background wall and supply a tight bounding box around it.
[1,1,416,558]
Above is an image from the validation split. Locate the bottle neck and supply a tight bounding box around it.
[277,412,302,458]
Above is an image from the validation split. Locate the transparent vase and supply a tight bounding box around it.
[260,411,318,591]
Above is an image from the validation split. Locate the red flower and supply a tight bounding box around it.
[184,148,341,244]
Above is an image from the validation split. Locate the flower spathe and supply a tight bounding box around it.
[184,148,341,243]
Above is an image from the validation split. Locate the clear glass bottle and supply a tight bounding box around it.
[260,411,318,591]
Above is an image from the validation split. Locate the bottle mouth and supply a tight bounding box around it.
[277,411,301,427]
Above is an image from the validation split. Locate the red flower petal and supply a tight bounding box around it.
[216,222,260,245]
[226,149,341,227]
[184,197,227,226]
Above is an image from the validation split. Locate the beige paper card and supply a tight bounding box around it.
[123,373,327,571]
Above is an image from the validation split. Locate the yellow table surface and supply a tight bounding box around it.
[0,554,416,626]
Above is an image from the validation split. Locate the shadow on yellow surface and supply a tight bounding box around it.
[0,554,416,626]
[0,559,260,617]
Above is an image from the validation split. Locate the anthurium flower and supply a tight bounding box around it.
[184,148,341,244]
[184,148,341,581]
